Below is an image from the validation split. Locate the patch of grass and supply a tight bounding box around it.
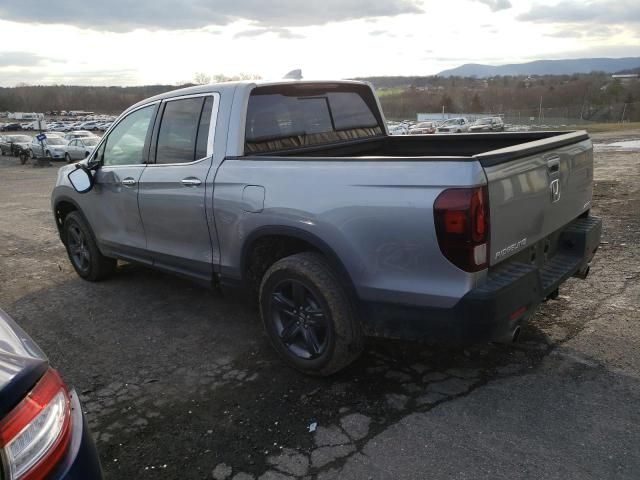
[570,122,640,133]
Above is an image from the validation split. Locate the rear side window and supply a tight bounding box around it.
[245,86,383,154]
[156,96,212,164]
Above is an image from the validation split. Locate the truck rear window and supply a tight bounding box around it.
[245,86,383,154]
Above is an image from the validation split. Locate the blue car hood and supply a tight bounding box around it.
[0,308,48,418]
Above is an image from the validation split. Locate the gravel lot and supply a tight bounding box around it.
[0,130,638,479]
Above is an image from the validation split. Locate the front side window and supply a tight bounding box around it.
[102,105,155,166]
[156,97,210,165]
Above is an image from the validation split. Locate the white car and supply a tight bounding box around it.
[63,136,100,163]
[29,136,67,159]
[468,116,505,132]
[63,130,97,141]
[436,117,470,133]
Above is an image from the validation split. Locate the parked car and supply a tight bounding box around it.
[409,121,438,135]
[469,116,505,132]
[388,121,410,135]
[53,80,601,376]
[436,117,470,133]
[79,121,101,131]
[46,131,67,139]
[0,307,103,479]
[29,136,68,159]
[1,123,22,131]
[63,131,96,142]
[63,136,100,162]
[0,134,32,155]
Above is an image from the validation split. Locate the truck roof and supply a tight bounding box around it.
[127,79,371,113]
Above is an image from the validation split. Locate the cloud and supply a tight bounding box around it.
[0,0,423,31]
[0,68,139,87]
[475,0,512,12]
[545,25,624,38]
[234,27,303,39]
[0,51,47,67]
[518,1,640,24]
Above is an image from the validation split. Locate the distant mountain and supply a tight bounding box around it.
[437,57,640,77]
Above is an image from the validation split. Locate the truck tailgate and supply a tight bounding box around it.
[479,132,594,266]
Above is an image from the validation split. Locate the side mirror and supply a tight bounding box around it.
[68,166,94,193]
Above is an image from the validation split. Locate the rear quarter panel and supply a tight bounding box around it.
[213,158,487,308]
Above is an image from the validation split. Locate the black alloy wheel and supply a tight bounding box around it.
[259,252,364,376]
[66,223,91,273]
[270,279,331,360]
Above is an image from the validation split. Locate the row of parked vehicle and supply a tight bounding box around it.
[388,116,505,135]
[0,130,99,163]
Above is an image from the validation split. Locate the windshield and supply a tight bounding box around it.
[440,119,459,127]
[46,138,65,145]
[475,118,491,125]
[10,135,31,142]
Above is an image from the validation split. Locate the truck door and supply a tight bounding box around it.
[87,103,158,261]
[137,94,220,282]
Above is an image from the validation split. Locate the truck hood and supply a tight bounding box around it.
[0,308,48,418]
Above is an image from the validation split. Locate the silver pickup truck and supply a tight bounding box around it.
[52,80,601,375]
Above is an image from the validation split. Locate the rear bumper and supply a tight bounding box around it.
[51,390,103,479]
[360,215,602,343]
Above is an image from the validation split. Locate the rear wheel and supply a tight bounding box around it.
[259,252,363,376]
[63,211,116,281]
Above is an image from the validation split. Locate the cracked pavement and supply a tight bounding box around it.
[0,129,638,479]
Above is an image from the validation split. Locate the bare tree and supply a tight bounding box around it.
[193,72,212,85]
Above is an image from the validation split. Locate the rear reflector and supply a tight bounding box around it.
[509,306,528,322]
[434,186,490,272]
[0,368,72,480]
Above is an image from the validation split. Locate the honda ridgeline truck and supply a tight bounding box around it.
[52,80,601,375]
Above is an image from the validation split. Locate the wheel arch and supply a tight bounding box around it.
[53,195,83,239]
[239,226,358,302]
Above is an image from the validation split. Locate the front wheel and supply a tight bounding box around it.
[63,211,116,281]
[259,252,363,376]
[65,153,72,163]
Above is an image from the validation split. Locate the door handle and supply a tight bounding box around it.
[121,178,137,186]
[547,156,560,174]
[181,178,202,186]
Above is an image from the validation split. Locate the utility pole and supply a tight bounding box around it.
[538,96,543,123]
[620,103,627,123]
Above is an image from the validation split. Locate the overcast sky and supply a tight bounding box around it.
[0,0,638,86]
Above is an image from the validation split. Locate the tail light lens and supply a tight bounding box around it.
[0,368,72,480]
[434,186,490,272]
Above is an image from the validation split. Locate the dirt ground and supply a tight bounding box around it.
[0,130,638,479]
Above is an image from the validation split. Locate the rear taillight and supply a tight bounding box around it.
[0,368,72,480]
[434,186,490,272]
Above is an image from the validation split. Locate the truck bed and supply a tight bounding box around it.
[244,130,590,166]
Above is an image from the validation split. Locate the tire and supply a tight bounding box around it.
[259,252,363,376]
[65,153,72,164]
[63,211,116,281]
[45,151,51,158]
[29,149,35,159]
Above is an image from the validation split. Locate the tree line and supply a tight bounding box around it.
[1,72,638,122]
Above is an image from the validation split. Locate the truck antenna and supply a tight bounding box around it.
[283,69,303,80]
